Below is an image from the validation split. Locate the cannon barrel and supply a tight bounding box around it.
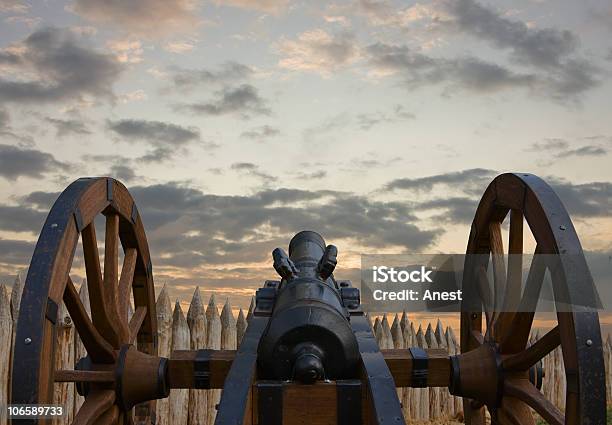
[257,231,360,383]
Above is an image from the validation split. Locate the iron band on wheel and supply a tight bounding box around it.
[409,347,428,387]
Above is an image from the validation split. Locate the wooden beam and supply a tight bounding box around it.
[381,348,450,387]
[168,350,235,389]
[167,348,451,389]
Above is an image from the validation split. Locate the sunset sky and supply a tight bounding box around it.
[1,0,611,317]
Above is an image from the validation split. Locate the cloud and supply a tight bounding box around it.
[20,190,60,210]
[0,0,28,13]
[4,16,42,28]
[13,181,433,278]
[168,61,253,90]
[0,108,8,129]
[0,238,35,268]
[556,146,607,158]
[344,155,402,171]
[302,113,351,142]
[589,4,612,32]
[384,168,497,196]
[175,84,271,118]
[0,144,69,180]
[72,0,199,37]
[0,109,35,145]
[387,169,612,223]
[356,105,415,130]
[357,0,396,25]
[0,205,46,233]
[45,117,92,137]
[164,41,196,54]
[79,154,142,183]
[122,182,440,270]
[211,0,289,14]
[0,27,123,105]
[106,39,144,64]
[354,0,600,100]
[240,125,280,141]
[109,164,138,183]
[414,197,478,224]
[118,89,147,103]
[107,119,207,162]
[441,0,577,68]
[366,43,537,93]
[529,138,608,159]
[529,138,569,151]
[294,170,327,180]
[11,171,610,290]
[276,29,360,75]
[231,162,277,183]
[549,179,612,218]
[437,0,599,98]
[357,0,440,27]
[407,177,612,224]
[366,42,597,99]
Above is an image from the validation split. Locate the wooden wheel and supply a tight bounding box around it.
[11,178,160,425]
[456,173,606,425]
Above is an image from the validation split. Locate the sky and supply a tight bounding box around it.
[0,0,611,319]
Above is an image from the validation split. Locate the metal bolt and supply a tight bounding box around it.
[559,225,566,231]
[24,337,32,345]
[586,339,593,347]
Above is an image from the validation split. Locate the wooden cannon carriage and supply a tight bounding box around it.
[10,173,607,424]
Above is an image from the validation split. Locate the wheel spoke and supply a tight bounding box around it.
[477,266,494,326]
[82,223,121,347]
[119,248,137,321]
[471,329,485,345]
[55,370,115,383]
[73,390,115,425]
[476,267,495,341]
[64,276,115,363]
[503,326,560,371]
[504,380,563,425]
[499,248,547,353]
[497,397,534,425]
[128,306,147,343]
[94,405,119,425]
[489,221,506,338]
[105,214,129,342]
[496,210,523,339]
[104,214,119,301]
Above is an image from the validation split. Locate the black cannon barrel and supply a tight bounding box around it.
[257,231,360,383]
[289,230,325,267]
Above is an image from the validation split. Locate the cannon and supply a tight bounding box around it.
[9,173,607,424]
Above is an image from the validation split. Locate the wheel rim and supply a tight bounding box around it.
[11,177,158,425]
[459,173,606,425]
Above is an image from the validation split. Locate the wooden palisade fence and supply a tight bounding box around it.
[1,275,611,424]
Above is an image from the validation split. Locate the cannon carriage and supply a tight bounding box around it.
[9,173,607,424]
